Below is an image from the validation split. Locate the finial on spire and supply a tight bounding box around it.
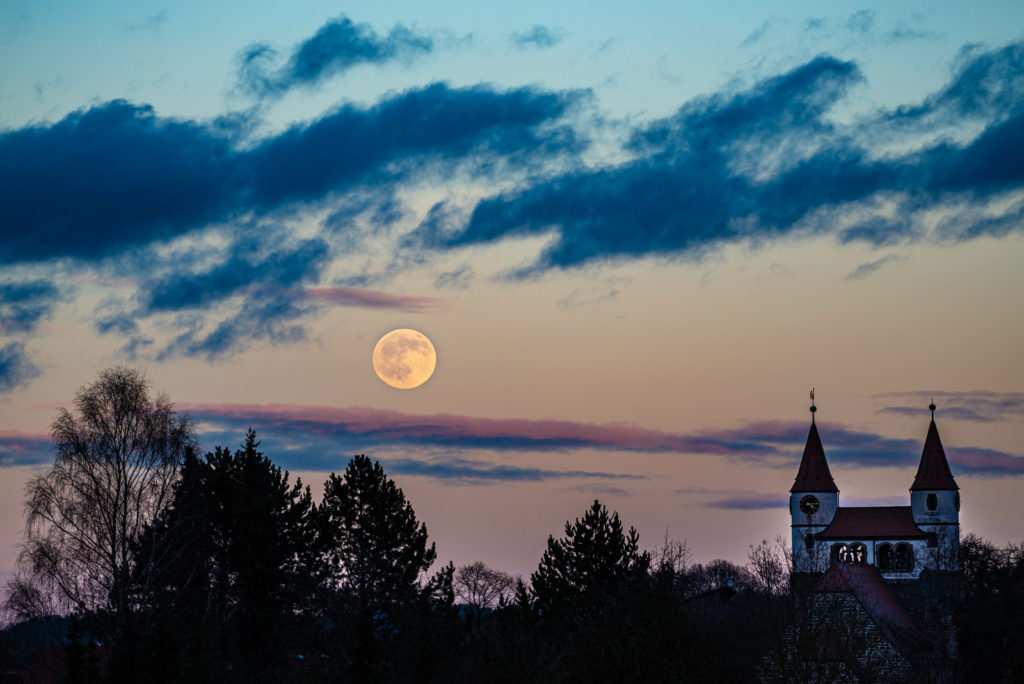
[929,398,936,420]
[810,387,817,422]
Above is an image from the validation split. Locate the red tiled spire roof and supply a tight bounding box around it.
[790,421,838,493]
[910,419,958,491]
[816,506,927,540]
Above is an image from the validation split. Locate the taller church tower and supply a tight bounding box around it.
[910,402,960,570]
[790,393,838,574]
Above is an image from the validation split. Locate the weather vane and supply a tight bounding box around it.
[810,387,816,421]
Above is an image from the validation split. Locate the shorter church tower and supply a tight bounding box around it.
[790,393,838,574]
[910,403,960,571]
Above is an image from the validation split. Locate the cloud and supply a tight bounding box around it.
[412,42,1024,274]
[844,9,876,37]
[107,247,450,360]
[183,403,1024,479]
[10,402,1021,480]
[562,484,633,497]
[0,84,583,267]
[141,237,329,314]
[187,402,780,456]
[158,293,312,361]
[876,390,1024,423]
[742,18,776,47]
[2,83,582,358]
[509,25,563,50]
[0,430,51,466]
[0,342,41,393]
[704,493,786,510]
[0,280,60,332]
[237,15,434,98]
[844,253,905,280]
[303,287,451,311]
[886,42,1024,126]
[433,265,476,290]
[383,456,642,484]
[122,10,168,34]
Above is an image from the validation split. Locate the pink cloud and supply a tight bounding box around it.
[185,402,777,455]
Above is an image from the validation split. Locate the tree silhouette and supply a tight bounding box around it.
[455,561,518,618]
[530,499,649,623]
[318,454,437,613]
[5,367,195,646]
[315,454,452,681]
[128,430,315,683]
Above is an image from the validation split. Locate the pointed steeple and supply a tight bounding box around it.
[790,408,839,493]
[911,405,958,491]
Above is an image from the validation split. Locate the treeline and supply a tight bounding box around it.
[2,368,1023,682]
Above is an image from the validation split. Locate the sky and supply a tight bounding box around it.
[1,0,1023,587]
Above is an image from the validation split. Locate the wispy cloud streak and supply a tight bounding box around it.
[237,15,435,98]
[302,287,451,311]
[876,390,1024,423]
[185,403,1024,477]
[0,343,40,393]
[188,403,776,455]
[0,430,51,465]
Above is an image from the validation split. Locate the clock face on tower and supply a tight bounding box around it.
[799,495,820,515]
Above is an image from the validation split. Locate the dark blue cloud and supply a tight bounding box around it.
[887,42,1024,125]
[0,342,40,393]
[876,391,1024,423]
[0,84,583,267]
[0,81,582,359]
[509,25,563,50]
[383,457,643,483]
[844,254,904,280]
[0,431,51,466]
[193,422,643,483]
[238,15,434,98]
[142,236,328,313]
[413,43,1024,273]
[704,494,786,510]
[0,101,240,264]
[158,293,311,361]
[0,280,60,332]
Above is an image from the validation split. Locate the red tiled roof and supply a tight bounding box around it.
[816,564,929,643]
[790,422,839,493]
[817,506,927,540]
[910,420,958,491]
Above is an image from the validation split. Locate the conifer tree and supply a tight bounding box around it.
[530,500,649,623]
[318,454,437,614]
[316,455,452,680]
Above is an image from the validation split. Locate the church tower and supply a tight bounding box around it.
[790,393,838,573]
[910,403,960,570]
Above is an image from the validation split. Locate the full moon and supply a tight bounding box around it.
[372,329,437,389]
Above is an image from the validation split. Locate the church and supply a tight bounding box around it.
[782,396,961,679]
[791,398,959,576]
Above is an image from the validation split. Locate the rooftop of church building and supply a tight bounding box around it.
[910,412,959,491]
[817,506,928,540]
[816,564,931,646]
[790,413,838,493]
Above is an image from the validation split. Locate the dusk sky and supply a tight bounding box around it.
[1,1,1023,587]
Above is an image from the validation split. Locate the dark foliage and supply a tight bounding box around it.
[454,501,727,682]
[120,429,316,683]
[957,534,1024,680]
[312,454,457,682]
[530,499,649,624]
[5,378,1023,682]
